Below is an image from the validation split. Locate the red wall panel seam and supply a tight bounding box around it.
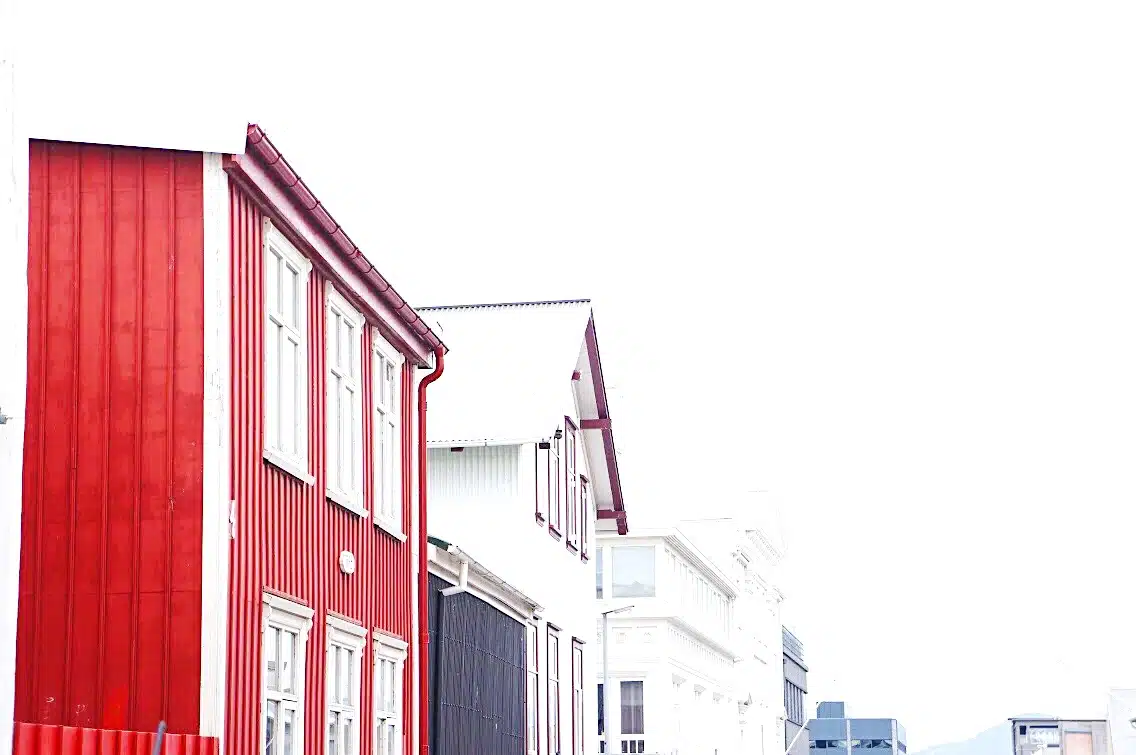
[96,149,114,723]
[128,153,145,727]
[29,148,49,717]
[63,147,82,723]
[163,156,176,724]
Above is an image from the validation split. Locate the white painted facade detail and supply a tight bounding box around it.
[596,530,743,755]
[0,47,27,755]
[423,300,626,755]
[678,518,786,755]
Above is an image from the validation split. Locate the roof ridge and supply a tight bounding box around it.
[418,298,591,311]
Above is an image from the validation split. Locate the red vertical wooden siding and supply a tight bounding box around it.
[18,141,206,733]
[225,182,415,755]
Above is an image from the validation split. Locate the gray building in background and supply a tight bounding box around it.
[784,628,809,755]
[809,701,907,755]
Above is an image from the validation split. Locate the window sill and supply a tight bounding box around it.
[535,512,546,525]
[548,525,562,541]
[566,541,579,554]
[374,517,407,542]
[580,552,589,562]
[264,449,315,486]
[327,488,368,518]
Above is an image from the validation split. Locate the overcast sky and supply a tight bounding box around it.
[15,0,1136,748]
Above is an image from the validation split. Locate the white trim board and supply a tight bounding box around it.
[200,152,232,745]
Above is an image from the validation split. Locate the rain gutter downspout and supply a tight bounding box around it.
[417,346,445,755]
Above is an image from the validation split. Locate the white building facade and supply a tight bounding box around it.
[423,300,629,755]
[679,519,786,755]
[595,529,744,755]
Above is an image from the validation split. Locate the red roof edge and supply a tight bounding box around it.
[584,315,628,534]
[244,124,445,355]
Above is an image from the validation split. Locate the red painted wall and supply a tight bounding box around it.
[17,141,206,733]
[225,181,415,755]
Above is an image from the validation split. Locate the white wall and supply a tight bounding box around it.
[0,43,28,755]
[428,436,599,755]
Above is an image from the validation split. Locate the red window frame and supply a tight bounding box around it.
[548,430,563,538]
[535,441,549,525]
[547,624,561,754]
[579,475,590,561]
[571,639,585,755]
[564,418,579,552]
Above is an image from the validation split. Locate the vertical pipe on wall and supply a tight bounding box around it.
[416,347,445,755]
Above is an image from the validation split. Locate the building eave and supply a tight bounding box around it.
[226,124,446,367]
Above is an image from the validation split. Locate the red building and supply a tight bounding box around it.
[12,126,445,755]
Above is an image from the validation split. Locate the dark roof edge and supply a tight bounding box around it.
[419,298,592,311]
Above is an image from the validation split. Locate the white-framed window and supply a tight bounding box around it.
[262,593,314,755]
[326,285,366,515]
[326,616,368,755]
[373,329,405,537]
[547,625,561,755]
[263,222,313,483]
[373,631,408,755]
[526,623,540,755]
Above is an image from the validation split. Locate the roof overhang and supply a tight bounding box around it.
[428,535,542,624]
[224,124,445,367]
[583,316,627,534]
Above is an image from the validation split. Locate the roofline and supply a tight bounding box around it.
[427,535,543,614]
[231,124,445,362]
[585,316,628,533]
[419,298,592,311]
[598,528,736,597]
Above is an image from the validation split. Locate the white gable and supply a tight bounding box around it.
[420,300,592,445]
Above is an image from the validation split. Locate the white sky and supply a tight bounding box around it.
[14,0,1136,748]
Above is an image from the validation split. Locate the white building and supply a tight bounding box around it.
[595,528,743,755]
[423,299,630,755]
[0,45,26,755]
[679,518,786,755]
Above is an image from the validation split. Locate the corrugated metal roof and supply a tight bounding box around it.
[418,300,593,444]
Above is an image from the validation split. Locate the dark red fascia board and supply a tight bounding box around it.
[580,418,611,431]
[597,509,628,528]
[584,317,627,534]
[224,124,445,367]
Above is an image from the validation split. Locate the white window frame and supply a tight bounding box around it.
[325,284,367,516]
[372,329,405,539]
[373,631,409,755]
[262,593,315,755]
[526,622,540,755]
[326,616,368,755]
[263,221,314,485]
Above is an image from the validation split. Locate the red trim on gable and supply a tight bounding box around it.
[584,318,627,534]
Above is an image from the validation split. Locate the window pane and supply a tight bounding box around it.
[266,627,279,691]
[283,708,294,755]
[596,548,604,598]
[345,717,354,755]
[328,711,339,755]
[266,700,279,755]
[620,681,644,735]
[612,547,656,598]
[282,630,295,693]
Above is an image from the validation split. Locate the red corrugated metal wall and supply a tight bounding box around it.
[13,723,217,755]
[225,181,415,755]
[18,141,206,733]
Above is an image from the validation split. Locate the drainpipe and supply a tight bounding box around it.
[440,559,469,597]
[417,346,445,755]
